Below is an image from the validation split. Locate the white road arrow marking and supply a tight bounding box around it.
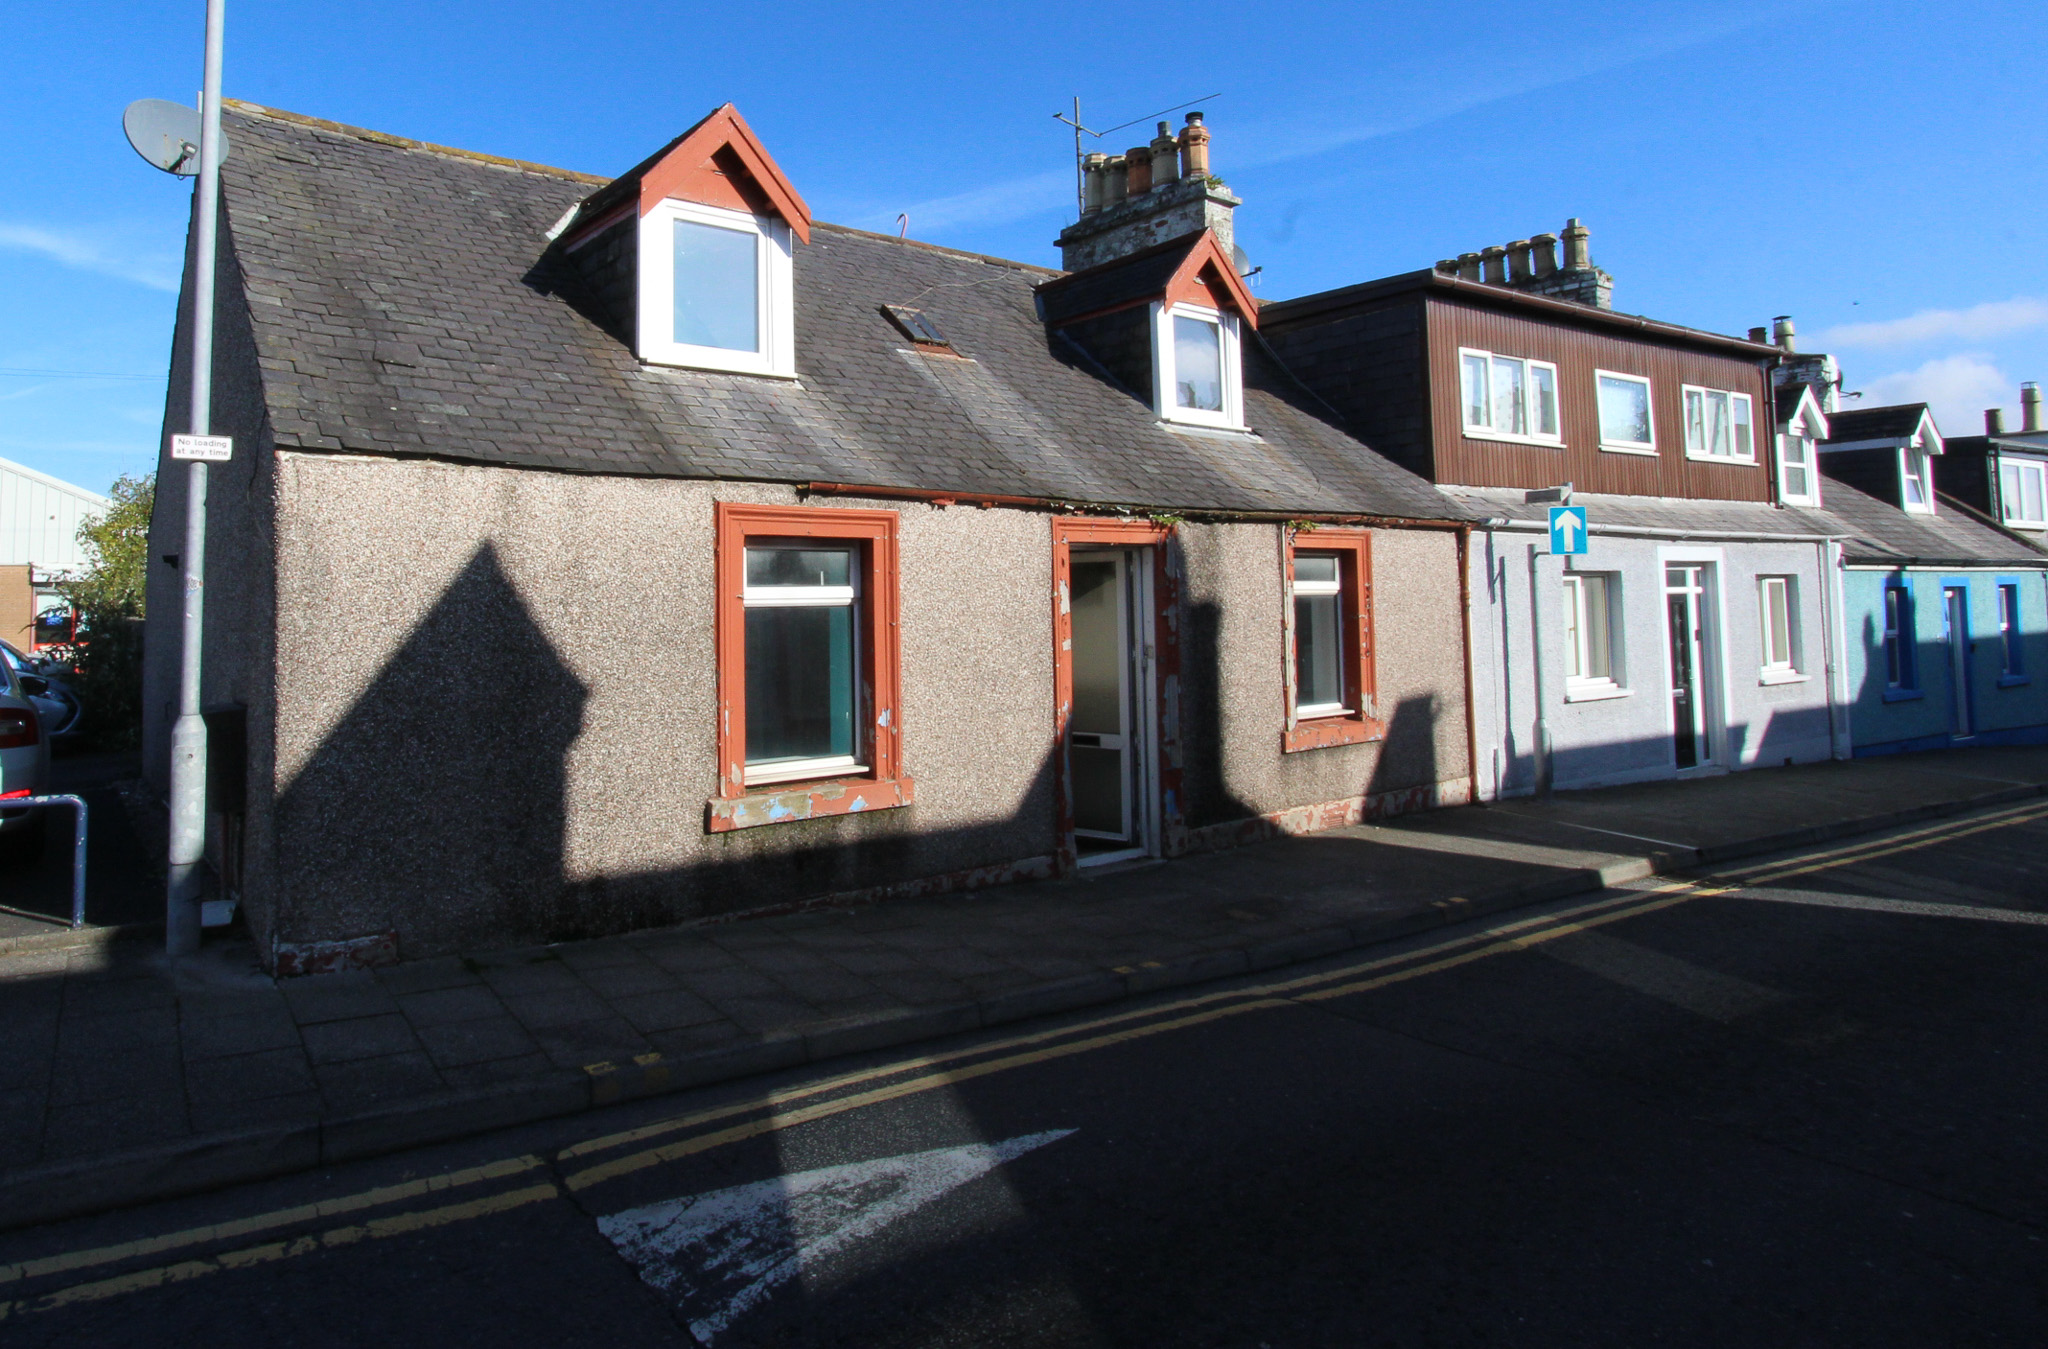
[596,1129,1075,1342]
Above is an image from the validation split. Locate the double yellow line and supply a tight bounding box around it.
[6,798,2043,1320]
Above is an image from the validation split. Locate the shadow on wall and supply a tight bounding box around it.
[272,541,1066,959]
[1846,589,2048,754]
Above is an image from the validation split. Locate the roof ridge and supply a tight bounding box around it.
[223,99,610,184]
[812,221,1060,276]
[224,101,1063,276]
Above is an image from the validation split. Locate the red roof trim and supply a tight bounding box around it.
[637,104,812,245]
[1164,233,1259,330]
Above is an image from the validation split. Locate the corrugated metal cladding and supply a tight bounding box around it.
[1427,297,1775,501]
[0,456,110,570]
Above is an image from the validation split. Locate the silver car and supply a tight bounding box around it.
[0,641,81,740]
[0,655,52,859]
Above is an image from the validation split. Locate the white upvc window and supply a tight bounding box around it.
[1291,553,1350,717]
[1152,302,1244,430]
[1595,371,1656,454]
[2000,457,2048,527]
[1458,348,1561,445]
[1682,386,1756,463]
[1901,448,1935,514]
[741,542,865,786]
[636,198,795,377]
[1562,572,1623,697]
[1778,432,1821,506]
[1758,575,1804,682]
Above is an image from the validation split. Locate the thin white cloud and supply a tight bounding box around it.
[1856,353,2010,433]
[1815,297,2048,350]
[851,169,1072,236]
[845,5,1780,240]
[0,223,180,293]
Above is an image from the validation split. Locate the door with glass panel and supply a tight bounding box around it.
[1944,586,1974,738]
[742,542,862,786]
[1664,565,1711,769]
[1068,549,1155,859]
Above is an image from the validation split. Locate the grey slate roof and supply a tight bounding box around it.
[220,102,1461,522]
[1443,481,2046,567]
[1440,486,1843,539]
[1034,234,1204,326]
[1826,478,2048,567]
[1823,403,1934,445]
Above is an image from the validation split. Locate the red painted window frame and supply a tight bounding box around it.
[1283,529,1381,753]
[708,501,909,832]
[1049,516,1182,870]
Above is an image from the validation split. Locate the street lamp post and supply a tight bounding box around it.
[164,0,227,956]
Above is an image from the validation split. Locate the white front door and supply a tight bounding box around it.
[1068,548,1156,862]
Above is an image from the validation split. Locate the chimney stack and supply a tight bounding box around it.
[1561,218,1592,271]
[2024,381,2043,432]
[1177,111,1210,180]
[1771,315,1796,352]
[1149,122,1179,189]
[1988,408,2008,435]
[1124,143,1153,196]
[1506,240,1534,284]
[1057,110,1239,271]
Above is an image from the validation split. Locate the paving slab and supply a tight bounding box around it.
[4,744,2048,1231]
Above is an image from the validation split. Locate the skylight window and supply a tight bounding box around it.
[882,305,952,349]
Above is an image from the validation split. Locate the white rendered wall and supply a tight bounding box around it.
[0,456,111,572]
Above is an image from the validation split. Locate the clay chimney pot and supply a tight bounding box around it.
[1125,145,1152,196]
[1178,111,1211,181]
[1529,233,1558,278]
[1480,245,1508,285]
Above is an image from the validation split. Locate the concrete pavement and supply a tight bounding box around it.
[5,744,2048,1230]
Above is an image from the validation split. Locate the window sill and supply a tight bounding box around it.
[1684,452,1759,466]
[1599,442,1658,457]
[1882,687,1925,703]
[1158,414,1251,435]
[706,775,915,832]
[1283,715,1383,753]
[1563,680,1630,703]
[1462,428,1564,450]
[1999,674,2031,688]
[1758,669,1811,686]
[1781,496,1822,508]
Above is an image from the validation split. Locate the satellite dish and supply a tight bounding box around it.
[123,99,230,176]
[1232,243,1253,277]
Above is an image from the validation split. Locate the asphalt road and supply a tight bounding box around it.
[4,801,2047,1347]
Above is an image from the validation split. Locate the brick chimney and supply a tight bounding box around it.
[1059,112,1240,272]
[1431,217,1612,309]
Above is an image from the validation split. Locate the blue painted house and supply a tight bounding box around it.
[1815,403,2048,755]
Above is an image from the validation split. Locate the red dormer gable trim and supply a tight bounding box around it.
[1162,232,1259,329]
[638,104,810,243]
[564,104,812,248]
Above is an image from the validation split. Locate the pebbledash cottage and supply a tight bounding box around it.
[143,103,1484,971]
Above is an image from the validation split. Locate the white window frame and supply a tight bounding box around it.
[1757,575,1806,683]
[1290,553,1352,718]
[1152,302,1245,430]
[740,548,866,786]
[1456,347,1562,447]
[1562,571,1625,700]
[1900,448,1935,515]
[2000,457,2048,527]
[636,198,795,378]
[1777,431,1821,507]
[1594,370,1657,456]
[1681,385,1757,464]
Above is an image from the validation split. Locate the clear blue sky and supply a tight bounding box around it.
[5,0,2045,496]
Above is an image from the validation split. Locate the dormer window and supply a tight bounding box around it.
[638,199,794,377]
[1902,448,1935,514]
[1154,301,1243,429]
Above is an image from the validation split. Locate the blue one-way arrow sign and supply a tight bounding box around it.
[1549,505,1588,555]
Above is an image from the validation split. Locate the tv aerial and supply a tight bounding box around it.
[1053,93,1219,216]
[123,98,230,176]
